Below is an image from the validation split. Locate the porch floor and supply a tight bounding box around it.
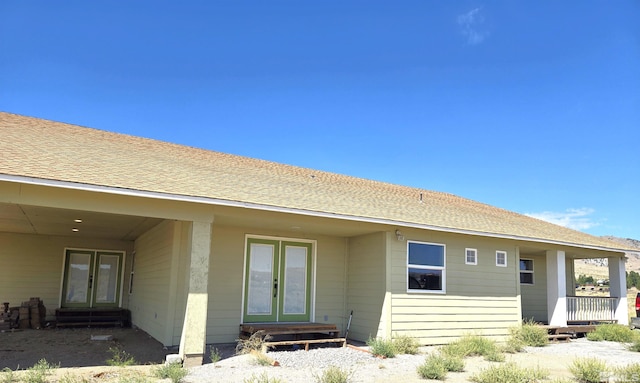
[239,322,346,351]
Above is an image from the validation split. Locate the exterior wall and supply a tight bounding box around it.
[345,232,386,342]
[520,254,547,322]
[390,230,521,345]
[0,231,133,320]
[129,220,177,345]
[205,225,348,344]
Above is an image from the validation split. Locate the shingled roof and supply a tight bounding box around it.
[0,112,630,252]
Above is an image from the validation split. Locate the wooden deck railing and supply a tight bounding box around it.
[566,296,617,322]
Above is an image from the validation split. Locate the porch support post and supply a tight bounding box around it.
[609,256,628,325]
[546,250,567,326]
[179,221,212,367]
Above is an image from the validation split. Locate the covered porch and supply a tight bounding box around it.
[520,248,628,327]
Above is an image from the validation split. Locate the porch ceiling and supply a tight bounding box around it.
[0,202,163,241]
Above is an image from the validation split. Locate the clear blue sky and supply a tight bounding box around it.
[2,1,639,239]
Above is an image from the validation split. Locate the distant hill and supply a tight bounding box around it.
[575,236,640,277]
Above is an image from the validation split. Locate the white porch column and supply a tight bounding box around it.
[609,256,629,325]
[179,221,212,367]
[547,250,567,326]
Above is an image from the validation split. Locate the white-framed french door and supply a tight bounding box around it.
[60,248,125,308]
[242,236,314,323]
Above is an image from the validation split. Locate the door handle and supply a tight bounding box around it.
[273,279,278,298]
[89,275,93,289]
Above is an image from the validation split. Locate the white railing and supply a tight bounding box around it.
[566,296,618,322]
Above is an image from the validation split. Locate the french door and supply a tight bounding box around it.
[61,249,124,308]
[243,238,312,323]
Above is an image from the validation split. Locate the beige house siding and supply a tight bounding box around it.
[390,231,521,344]
[520,254,548,322]
[0,231,132,320]
[205,225,348,344]
[130,220,176,345]
[346,232,386,342]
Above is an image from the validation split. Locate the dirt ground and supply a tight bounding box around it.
[0,327,169,370]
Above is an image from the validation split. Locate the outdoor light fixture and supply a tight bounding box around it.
[395,230,405,241]
[72,228,79,232]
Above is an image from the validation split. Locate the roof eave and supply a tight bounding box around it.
[0,173,629,255]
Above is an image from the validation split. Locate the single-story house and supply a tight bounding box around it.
[0,112,634,365]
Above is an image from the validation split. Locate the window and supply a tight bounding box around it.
[407,241,445,293]
[496,251,507,267]
[465,248,477,265]
[520,259,534,284]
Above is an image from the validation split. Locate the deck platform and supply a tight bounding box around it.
[239,322,346,351]
[55,308,130,328]
[541,324,598,342]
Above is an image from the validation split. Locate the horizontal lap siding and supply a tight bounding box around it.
[130,220,174,345]
[0,232,133,320]
[390,231,521,344]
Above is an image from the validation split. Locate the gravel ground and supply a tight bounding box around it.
[186,338,640,383]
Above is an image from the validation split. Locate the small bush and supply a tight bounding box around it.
[569,357,608,383]
[470,362,549,383]
[392,334,420,355]
[237,331,272,355]
[253,352,274,366]
[106,346,137,366]
[630,339,640,352]
[313,366,353,383]
[243,372,283,383]
[417,354,448,380]
[366,337,396,358]
[440,334,503,361]
[0,368,16,383]
[484,350,505,362]
[509,320,548,347]
[209,346,221,363]
[501,337,525,354]
[587,324,636,343]
[614,363,640,382]
[416,352,465,380]
[153,363,188,383]
[25,359,58,383]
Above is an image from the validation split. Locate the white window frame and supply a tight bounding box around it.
[407,240,446,294]
[465,248,477,265]
[496,250,507,267]
[520,258,534,285]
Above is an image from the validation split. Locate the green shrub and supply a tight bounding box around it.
[366,337,396,358]
[501,337,525,354]
[209,346,221,363]
[25,359,58,383]
[470,362,549,383]
[569,357,608,383]
[106,346,137,366]
[509,320,548,347]
[441,354,465,372]
[0,368,16,383]
[587,324,636,343]
[440,334,503,361]
[417,354,448,380]
[243,372,283,383]
[313,366,353,383]
[630,339,640,352]
[391,334,420,355]
[153,363,188,383]
[614,363,640,382]
[485,350,506,362]
[416,352,465,380]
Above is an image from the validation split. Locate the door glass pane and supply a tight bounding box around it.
[65,253,91,304]
[247,244,274,315]
[95,254,120,304]
[283,246,307,315]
